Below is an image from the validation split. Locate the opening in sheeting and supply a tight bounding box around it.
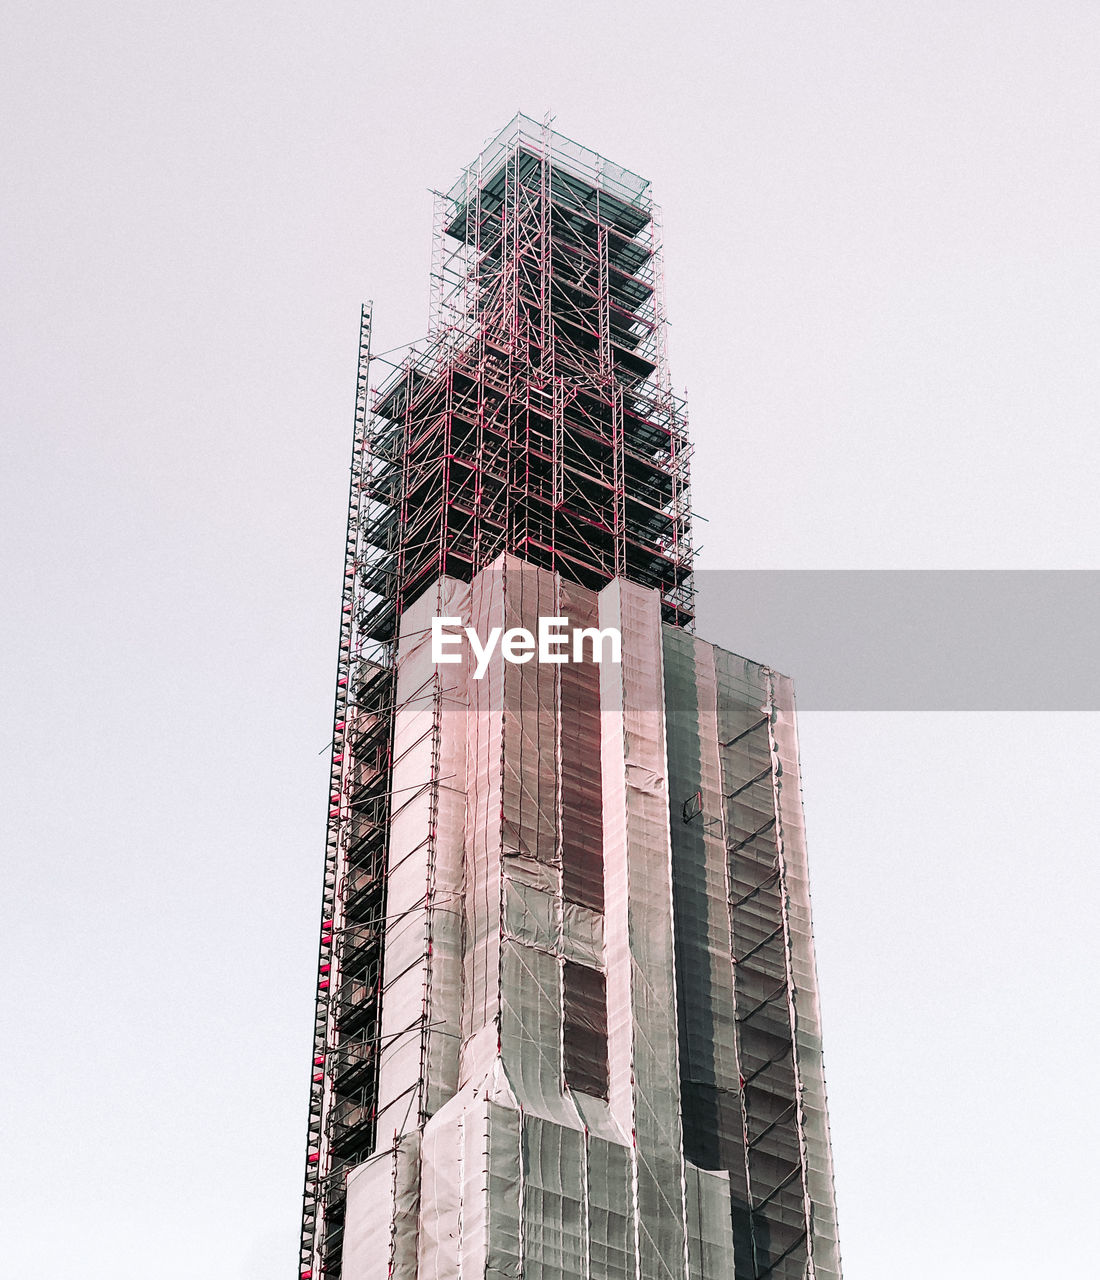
[562,960,609,1098]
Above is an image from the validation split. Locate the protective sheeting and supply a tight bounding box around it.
[343,560,842,1280]
[359,1106,734,1280]
[494,566,570,1112]
[598,579,690,1279]
[520,1115,586,1279]
[423,582,470,1120]
[562,961,609,1098]
[663,630,744,1161]
[374,577,470,1149]
[685,1165,737,1280]
[413,1089,526,1280]
[499,935,578,1125]
[390,1136,423,1280]
[502,876,558,953]
[599,580,682,1148]
[342,1131,420,1280]
[461,566,506,1069]
[456,560,612,1133]
[560,900,604,968]
[559,581,605,911]
[711,650,809,1279]
[416,1095,524,1280]
[412,1095,643,1280]
[416,1100,465,1280]
[464,561,574,1124]
[586,1133,635,1278]
[500,564,559,866]
[485,1102,523,1280]
[698,648,844,1280]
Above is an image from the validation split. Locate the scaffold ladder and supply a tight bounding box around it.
[299,303,373,1280]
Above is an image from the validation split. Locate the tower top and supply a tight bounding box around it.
[445,112,652,209]
[360,115,693,645]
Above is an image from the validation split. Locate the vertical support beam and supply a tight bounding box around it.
[612,384,626,582]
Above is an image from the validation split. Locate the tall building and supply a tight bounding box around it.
[300,115,842,1280]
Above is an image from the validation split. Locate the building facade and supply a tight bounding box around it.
[300,116,841,1280]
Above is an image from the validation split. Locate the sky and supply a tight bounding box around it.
[2,3,1098,1276]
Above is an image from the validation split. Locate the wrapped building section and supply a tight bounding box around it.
[662,636,843,1279]
[336,560,842,1279]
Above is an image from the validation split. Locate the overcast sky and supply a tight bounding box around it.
[3,4,1098,1277]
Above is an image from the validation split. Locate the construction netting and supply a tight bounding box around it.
[341,557,839,1279]
[373,578,469,1148]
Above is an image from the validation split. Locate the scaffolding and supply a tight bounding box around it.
[300,115,696,1279]
[371,112,693,629]
[664,637,843,1280]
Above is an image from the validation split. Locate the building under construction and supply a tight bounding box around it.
[299,115,842,1280]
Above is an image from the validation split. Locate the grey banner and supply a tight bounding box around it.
[692,571,1099,710]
